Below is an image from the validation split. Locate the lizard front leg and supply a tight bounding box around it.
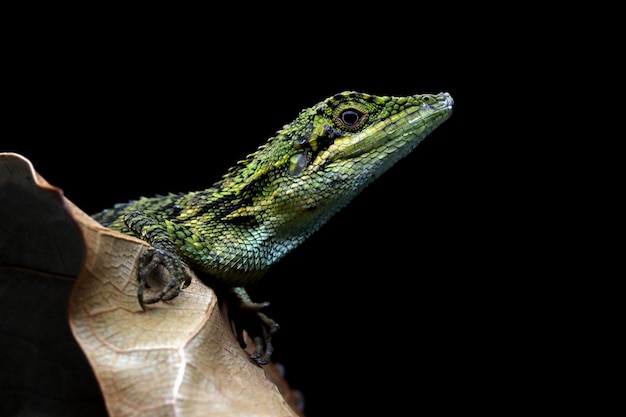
[124,210,193,310]
[123,210,279,364]
[225,287,280,366]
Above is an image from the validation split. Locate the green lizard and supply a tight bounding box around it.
[91,90,454,364]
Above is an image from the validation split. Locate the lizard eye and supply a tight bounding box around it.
[339,110,361,126]
[334,108,368,131]
[334,107,367,132]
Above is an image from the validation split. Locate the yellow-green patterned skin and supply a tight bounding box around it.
[92,91,454,287]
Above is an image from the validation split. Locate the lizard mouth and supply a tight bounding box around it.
[331,92,454,161]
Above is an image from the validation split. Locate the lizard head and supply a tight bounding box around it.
[218,91,453,241]
[286,91,454,175]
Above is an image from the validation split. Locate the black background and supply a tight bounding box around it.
[2,13,553,416]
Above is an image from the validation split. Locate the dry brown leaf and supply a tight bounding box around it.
[0,153,106,417]
[0,153,303,417]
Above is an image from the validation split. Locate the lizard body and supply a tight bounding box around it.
[92,90,454,363]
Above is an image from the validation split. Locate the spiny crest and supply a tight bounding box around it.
[217,98,323,188]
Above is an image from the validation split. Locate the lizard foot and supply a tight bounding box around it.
[137,246,192,310]
[225,287,280,366]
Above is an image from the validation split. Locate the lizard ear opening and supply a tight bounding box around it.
[288,152,310,176]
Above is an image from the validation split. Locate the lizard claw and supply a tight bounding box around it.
[247,311,279,365]
[137,246,192,310]
[226,287,280,365]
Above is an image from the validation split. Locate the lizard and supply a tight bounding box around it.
[91,90,454,365]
